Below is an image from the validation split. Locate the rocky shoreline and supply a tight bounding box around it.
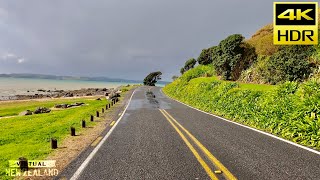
[0,86,127,101]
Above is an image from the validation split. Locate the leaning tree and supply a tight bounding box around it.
[143,71,162,86]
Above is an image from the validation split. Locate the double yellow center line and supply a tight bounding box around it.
[159,109,237,180]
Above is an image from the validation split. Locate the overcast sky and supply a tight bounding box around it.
[0,0,288,81]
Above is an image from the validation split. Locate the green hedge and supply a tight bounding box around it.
[163,76,320,149]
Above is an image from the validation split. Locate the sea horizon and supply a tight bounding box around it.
[0,77,145,98]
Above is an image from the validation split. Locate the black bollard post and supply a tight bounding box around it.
[96,111,99,117]
[71,127,76,136]
[90,115,94,122]
[18,157,28,172]
[106,104,108,110]
[51,138,57,149]
[82,120,86,128]
[108,103,111,108]
[102,108,104,113]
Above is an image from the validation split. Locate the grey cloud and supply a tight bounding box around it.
[0,0,281,80]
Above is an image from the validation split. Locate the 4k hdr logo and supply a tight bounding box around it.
[274,2,318,45]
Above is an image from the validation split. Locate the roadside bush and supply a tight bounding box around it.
[231,42,257,80]
[181,58,196,74]
[265,46,314,84]
[238,55,271,84]
[180,65,214,82]
[163,76,320,149]
[212,34,257,80]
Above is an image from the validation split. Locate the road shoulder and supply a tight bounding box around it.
[49,88,136,180]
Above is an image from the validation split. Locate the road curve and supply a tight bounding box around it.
[59,86,320,180]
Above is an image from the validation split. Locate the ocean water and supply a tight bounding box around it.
[0,77,137,97]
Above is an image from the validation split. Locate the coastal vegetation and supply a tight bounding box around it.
[0,97,110,179]
[0,97,98,117]
[164,66,320,150]
[143,71,162,86]
[164,23,320,150]
[180,58,196,74]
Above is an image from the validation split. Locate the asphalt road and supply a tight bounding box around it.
[60,86,320,180]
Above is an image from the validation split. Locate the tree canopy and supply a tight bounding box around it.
[265,46,314,84]
[181,58,196,74]
[172,75,179,81]
[197,46,215,65]
[143,71,162,86]
[212,34,256,80]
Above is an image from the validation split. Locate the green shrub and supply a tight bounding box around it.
[265,46,314,84]
[197,46,216,65]
[276,82,299,96]
[180,65,214,82]
[181,58,197,74]
[239,55,271,84]
[212,34,257,80]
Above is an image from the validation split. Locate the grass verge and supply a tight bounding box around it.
[164,73,320,151]
[0,97,109,179]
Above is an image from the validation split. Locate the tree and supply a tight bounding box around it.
[180,67,185,75]
[212,34,256,80]
[197,46,215,65]
[180,58,196,74]
[172,75,179,81]
[231,42,257,80]
[265,45,314,84]
[184,58,196,70]
[143,71,162,86]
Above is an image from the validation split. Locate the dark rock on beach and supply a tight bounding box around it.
[54,104,68,108]
[19,110,33,116]
[64,92,74,97]
[55,102,85,109]
[3,86,128,101]
[34,107,51,114]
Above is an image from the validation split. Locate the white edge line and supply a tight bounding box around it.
[160,88,320,156]
[70,89,137,180]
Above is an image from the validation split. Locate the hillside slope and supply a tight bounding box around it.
[163,65,320,150]
[247,9,320,56]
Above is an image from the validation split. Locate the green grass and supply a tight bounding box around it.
[0,97,109,179]
[164,69,320,151]
[193,77,276,91]
[239,82,277,91]
[0,97,101,117]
